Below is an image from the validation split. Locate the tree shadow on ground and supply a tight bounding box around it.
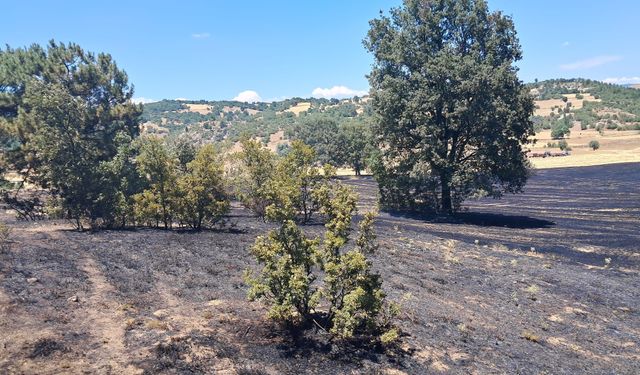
[136,324,419,375]
[387,210,555,229]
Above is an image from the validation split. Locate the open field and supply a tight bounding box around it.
[181,104,212,115]
[528,124,640,168]
[1,163,638,374]
[533,94,600,117]
[284,102,311,116]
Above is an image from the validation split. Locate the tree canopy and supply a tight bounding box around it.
[365,0,535,213]
[0,41,142,227]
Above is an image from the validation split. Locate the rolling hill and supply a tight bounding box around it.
[140,79,640,168]
[140,96,371,149]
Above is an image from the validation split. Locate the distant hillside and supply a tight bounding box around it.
[140,96,372,147]
[528,78,640,132]
[140,79,640,163]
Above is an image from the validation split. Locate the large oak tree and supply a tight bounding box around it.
[365,0,535,213]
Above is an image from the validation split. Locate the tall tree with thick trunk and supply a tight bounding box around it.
[365,0,535,214]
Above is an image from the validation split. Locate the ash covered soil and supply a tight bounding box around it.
[1,163,639,374]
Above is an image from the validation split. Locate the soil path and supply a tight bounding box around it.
[77,256,143,374]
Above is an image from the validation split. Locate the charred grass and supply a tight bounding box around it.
[0,163,639,374]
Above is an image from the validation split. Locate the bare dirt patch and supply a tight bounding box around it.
[266,130,288,153]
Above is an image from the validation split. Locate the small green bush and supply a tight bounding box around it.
[558,140,569,151]
[245,220,320,323]
[245,183,398,344]
[588,140,600,150]
[237,140,334,224]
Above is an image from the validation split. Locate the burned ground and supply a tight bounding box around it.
[1,163,639,374]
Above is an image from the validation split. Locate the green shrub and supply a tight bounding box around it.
[551,123,570,139]
[132,139,230,230]
[588,140,600,150]
[558,140,569,151]
[245,183,398,343]
[323,212,397,341]
[238,140,334,224]
[134,137,178,229]
[174,144,229,230]
[245,220,320,323]
[235,139,277,219]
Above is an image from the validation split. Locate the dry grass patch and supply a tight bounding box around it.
[534,93,600,116]
[145,319,170,331]
[529,125,640,168]
[285,102,311,116]
[181,103,212,115]
[266,130,289,153]
[521,330,541,343]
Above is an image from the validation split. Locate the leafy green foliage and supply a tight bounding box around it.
[588,140,600,150]
[133,138,229,230]
[365,0,535,214]
[246,179,398,343]
[235,139,277,218]
[335,119,373,175]
[236,140,334,223]
[0,41,142,229]
[530,79,640,131]
[140,96,376,174]
[551,121,571,139]
[134,137,178,229]
[174,144,229,230]
[322,211,395,340]
[245,220,320,323]
[557,140,570,151]
[290,116,341,166]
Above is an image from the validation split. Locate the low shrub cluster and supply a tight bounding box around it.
[234,139,334,224]
[131,138,229,230]
[244,178,398,344]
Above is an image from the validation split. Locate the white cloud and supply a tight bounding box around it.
[561,41,570,47]
[132,97,156,104]
[175,97,189,101]
[191,32,210,39]
[559,55,622,70]
[233,90,262,103]
[311,85,368,99]
[602,76,640,85]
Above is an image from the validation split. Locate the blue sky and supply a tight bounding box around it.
[3,1,639,102]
